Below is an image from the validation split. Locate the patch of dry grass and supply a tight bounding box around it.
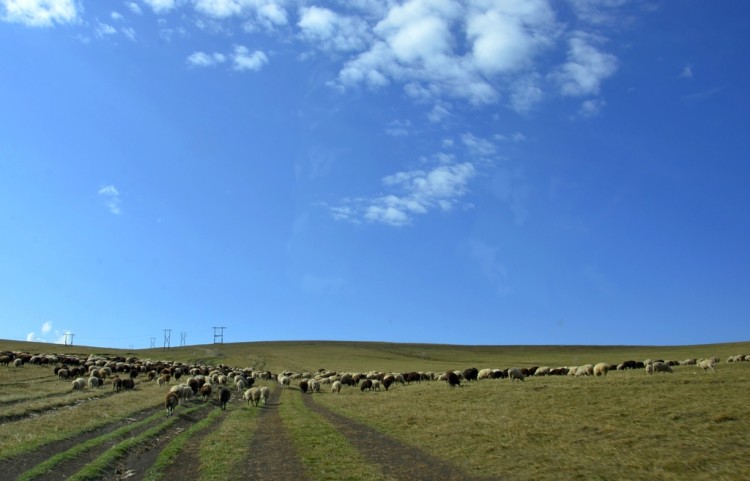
[316,364,750,480]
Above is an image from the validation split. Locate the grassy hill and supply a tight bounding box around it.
[3,338,748,373]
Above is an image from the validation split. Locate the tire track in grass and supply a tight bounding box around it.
[0,404,163,476]
[301,395,504,481]
[245,386,311,481]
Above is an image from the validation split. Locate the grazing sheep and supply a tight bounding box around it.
[170,384,193,404]
[698,359,715,372]
[71,377,87,391]
[508,368,525,382]
[535,367,551,376]
[218,387,231,410]
[477,368,493,380]
[310,379,321,393]
[165,392,179,416]
[121,379,135,390]
[260,386,270,404]
[360,379,373,391]
[646,362,673,374]
[200,384,212,402]
[593,363,609,376]
[446,371,461,388]
[88,376,102,389]
[243,387,261,407]
[299,380,309,394]
[112,376,123,392]
[331,380,342,394]
[463,367,479,382]
[575,365,594,377]
[279,375,291,389]
[57,368,70,380]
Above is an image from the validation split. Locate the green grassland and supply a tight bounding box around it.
[1,339,749,480]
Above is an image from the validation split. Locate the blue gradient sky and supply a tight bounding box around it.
[1,0,748,349]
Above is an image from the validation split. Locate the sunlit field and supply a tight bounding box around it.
[1,339,748,480]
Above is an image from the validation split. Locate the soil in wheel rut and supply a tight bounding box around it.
[244,386,310,481]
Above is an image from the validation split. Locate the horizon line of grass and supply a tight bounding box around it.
[66,403,210,481]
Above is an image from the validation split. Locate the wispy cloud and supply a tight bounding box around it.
[679,64,693,78]
[1,0,79,27]
[26,321,68,344]
[98,185,121,215]
[329,161,476,227]
[187,51,227,67]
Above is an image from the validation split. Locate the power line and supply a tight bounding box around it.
[163,329,172,350]
[212,326,226,344]
[180,331,187,347]
[63,332,74,346]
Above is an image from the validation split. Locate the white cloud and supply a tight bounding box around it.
[385,119,411,137]
[121,26,136,41]
[95,22,116,37]
[679,64,693,78]
[127,2,142,15]
[142,0,175,14]
[2,0,79,27]
[330,161,476,227]
[578,98,606,117]
[98,184,121,214]
[111,11,123,21]
[187,50,227,67]
[554,31,618,96]
[41,321,52,334]
[194,0,240,19]
[461,132,495,157]
[298,6,371,52]
[232,45,268,71]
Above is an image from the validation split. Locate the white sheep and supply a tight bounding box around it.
[278,375,291,389]
[593,363,609,376]
[310,379,321,393]
[331,380,342,394]
[236,378,247,392]
[243,387,261,407]
[698,359,715,372]
[575,364,594,376]
[71,377,87,391]
[88,376,102,388]
[170,384,194,404]
[260,386,270,404]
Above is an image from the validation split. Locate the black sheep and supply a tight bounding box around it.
[446,371,461,388]
[219,387,231,410]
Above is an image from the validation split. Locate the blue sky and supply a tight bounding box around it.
[1,0,748,349]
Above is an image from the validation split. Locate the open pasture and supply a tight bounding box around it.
[0,339,748,480]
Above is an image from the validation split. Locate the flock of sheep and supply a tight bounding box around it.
[1,349,747,417]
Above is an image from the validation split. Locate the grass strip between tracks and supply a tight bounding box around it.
[142,407,225,481]
[64,403,209,481]
[279,390,394,481]
[17,409,169,481]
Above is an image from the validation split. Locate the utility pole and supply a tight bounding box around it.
[63,332,74,346]
[180,331,187,347]
[150,337,156,349]
[163,329,172,350]
[212,326,226,344]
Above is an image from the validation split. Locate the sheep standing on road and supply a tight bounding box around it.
[260,386,270,404]
[218,387,231,410]
[243,387,261,407]
[165,392,179,416]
